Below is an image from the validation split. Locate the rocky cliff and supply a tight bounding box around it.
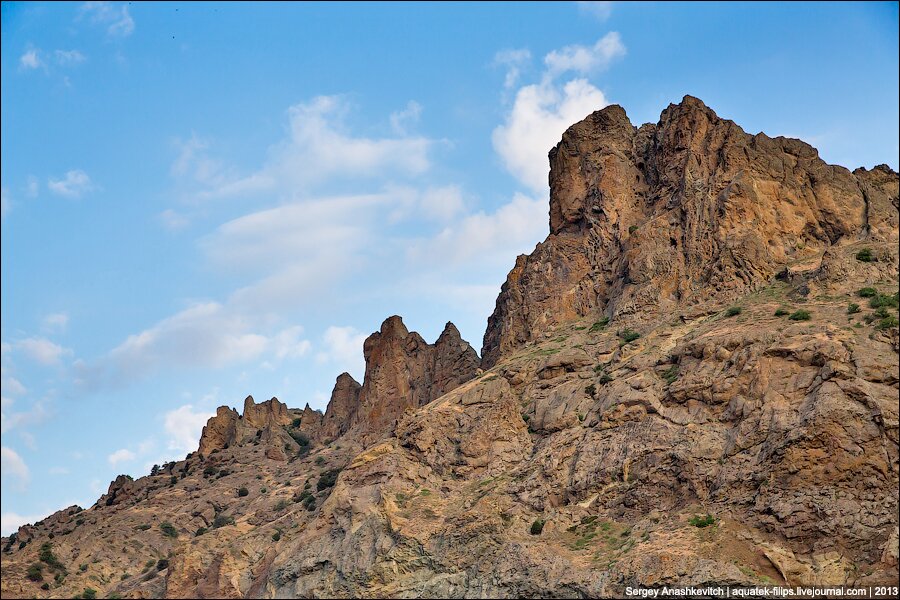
[1,96,897,599]
[482,96,899,366]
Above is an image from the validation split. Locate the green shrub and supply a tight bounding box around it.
[26,562,43,582]
[272,530,282,542]
[858,287,878,298]
[81,588,98,600]
[317,469,341,491]
[870,293,899,309]
[618,329,640,343]
[628,225,638,234]
[584,384,596,396]
[195,527,207,537]
[274,499,290,511]
[774,308,790,317]
[521,413,530,423]
[598,372,613,384]
[788,310,811,321]
[855,248,875,262]
[135,524,151,531]
[661,365,679,385]
[79,563,88,572]
[877,316,899,330]
[203,465,218,477]
[156,559,169,571]
[291,417,302,428]
[212,514,234,529]
[689,514,716,528]
[724,306,742,317]
[289,430,310,447]
[305,499,317,511]
[589,317,610,332]
[159,522,178,538]
[847,302,860,315]
[315,456,325,466]
[237,486,249,497]
[40,582,50,590]
[38,542,63,570]
[530,519,545,535]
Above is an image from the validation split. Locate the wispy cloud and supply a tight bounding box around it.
[14,337,73,366]
[544,32,625,78]
[493,48,531,89]
[19,49,43,70]
[107,448,135,465]
[47,169,95,198]
[42,313,69,333]
[81,1,135,37]
[576,1,614,21]
[1,446,30,488]
[54,49,87,66]
[315,326,367,380]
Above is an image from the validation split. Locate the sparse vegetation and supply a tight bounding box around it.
[26,562,43,582]
[159,522,178,538]
[274,499,290,511]
[317,469,341,491]
[869,293,899,309]
[774,308,790,317]
[877,316,899,330]
[291,417,303,428]
[212,514,235,529]
[530,519,545,535]
[725,306,742,317]
[598,372,613,384]
[858,287,878,298]
[855,248,875,262]
[661,364,679,385]
[585,384,596,396]
[289,430,310,448]
[195,527,207,537]
[38,542,63,571]
[628,225,638,234]
[618,329,640,343]
[272,529,282,542]
[847,302,861,314]
[156,559,169,571]
[315,456,326,466]
[589,317,610,332]
[237,486,249,497]
[135,524,151,531]
[788,310,811,321]
[689,514,716,528]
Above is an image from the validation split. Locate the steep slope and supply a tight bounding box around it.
[1,97,897,599]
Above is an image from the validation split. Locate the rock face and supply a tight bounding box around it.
[2,96,897,600]
[482,96,899,366]
[351,316,481,440]
[318,373,362,442]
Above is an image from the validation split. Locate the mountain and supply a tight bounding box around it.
[2,96,897,599]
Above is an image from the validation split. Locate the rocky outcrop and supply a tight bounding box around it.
[198,396,298,458]
[482,96,899,366]
[319,373,362,442]
[351,316,481,440]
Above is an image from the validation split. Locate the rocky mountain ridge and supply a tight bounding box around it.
[1,96,897,599]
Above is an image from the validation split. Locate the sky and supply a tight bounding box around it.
[1,1,898,535]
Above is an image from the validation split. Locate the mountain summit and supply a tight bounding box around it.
[2,97,897,599]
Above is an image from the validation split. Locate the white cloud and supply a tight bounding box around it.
[493,79,610,192]
[25,176,39,198]
[14,337,73,365]
[163,404,215,453]
[42,312,69,332]
[316,326,367,380]
[1,397,51,434]
[55,49,86,66]
[1,446,30,486]
[419,185,466,222]
[19,49,42,70]
[107,448,135,465]
[47,169,95,198]
[1,511,44,535]
[79,302,312,388]
[493,48,531,89]
[81,1,135,37]
[158,208,190,231]
[175,96,435,201]
[544,32,625,78]
[576,1,614,21]
[389,100,423,134]
[408,192,546,266]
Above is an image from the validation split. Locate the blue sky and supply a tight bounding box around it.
[1,1,897,534]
